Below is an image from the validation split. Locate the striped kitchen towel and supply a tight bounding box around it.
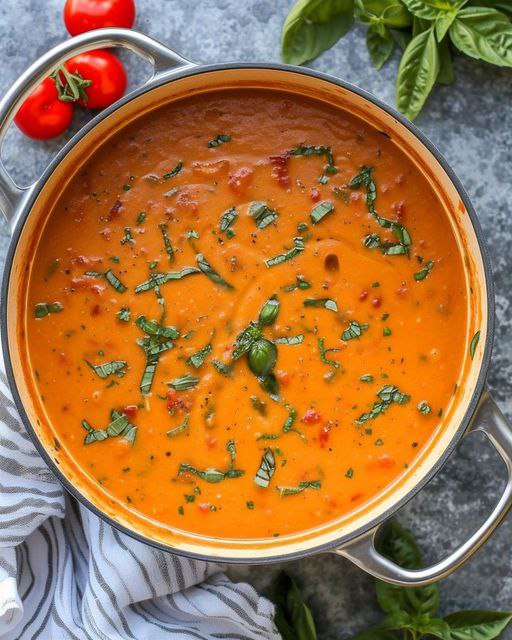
[0,371,280,640]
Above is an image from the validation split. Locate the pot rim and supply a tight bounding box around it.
[1,61,495,564]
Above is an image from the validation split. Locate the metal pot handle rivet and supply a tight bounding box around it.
[0,28,195,229]
[334,388,512,586]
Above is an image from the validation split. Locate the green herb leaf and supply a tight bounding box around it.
[85,360,127,379]
[310,200,335,224]
[396,27,440,120]
[318,337,340,369]
[272,572,318,640]
[104,269,127,293]
[212,359,233,377]
[450,7,512,67]
[265,237,306,267]
[282,275,312,292]
[342,320,369,341]
[437,35,456,83]
[116,307,131,322]
[249,201,279,229]
[196,253,234,289]
[251,395,267,416]
[254,447,276,488]
[360,374,374,382]
[179,440,244,482]
[356,385,410,424]
[168,373,200,391]
[304,297,338,312]
[281,0,354,66]
[248,339,278,377]
[401,0,466,21]
[219,206,238,235]
[275,334,305,345]
[207,134,231,148]
[162,161,183,180]
[136,211,147,225]
[135,316,179,339]
[34,301,63,318]
[159,223,174,262]
[415,259,435,280]
[442,611,512,640]
[418,400,432,414]
[167,414,190,438]
[367,23,395,69]
[289,144,338,177]
[277,480,321,497]
[186,342,212,369]
[135,267,200,293]
[470,330,481,359]
[232,321,262,360]
[120,227,134,245]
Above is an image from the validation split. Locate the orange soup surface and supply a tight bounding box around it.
[24,90,469,539]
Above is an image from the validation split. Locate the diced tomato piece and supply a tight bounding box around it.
[351,492,364,502]
[359,290,368,301]
[275,369,290,386]
[205,434,217,449]
[107,199,123,220]
[91,304,101,316]
[371,297,382,308]
[319,424,331,447]
[301,409,321,424]
[228,167,253,195]
[122,405,138,418]
[310,188,321,202]
[198,502,211,513]
[192,159,230,176]
[393,200,405,220]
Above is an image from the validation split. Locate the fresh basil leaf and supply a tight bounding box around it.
[378,610,414,630]
[414,617,451,639]
[207,134,231,148]
[248,339,278,377]
[265,237,306,268]
[196,253,234,289]
[437,36,456,83]
[186,342,212,369]
[212,359,233,377]
[232,321,262,360]
[418,400,432,414]
[449,7,512,67]
[367,23,395,69]
[135,316,179,339]
[34,301,63,318]
[356,386,410,424]
[135,267,200,293]
[259,295,280,325]
[159,223,174,262]
[116,307,131,322]
[342,320,369,341]
[277,480,321,497]
[396,27,440,120]
[254,447,276,488]
[469,0,512,17]
[436,10,458,40]
[272,572,318,640]
[166,414,190,438]
[357,0,413,27]
[85,359,127,379]
[391,28,413,49]
[275,334,304,345]
[162,161,183,180]
[282,275,312,292]
[289,144,338,176]
[413,14,432,36]
[443,611,512,640]
[318,337,340,368]
[401,0,466,20]
[304,297,338,312]
[470,330,481,359]
[259,372,281,401]
[104,269,127,292]
[310,200,335,224]
[219,206,238,234]
[168,373,199,391]
[281,0,355,65]
[414,259,435,280]
[249,201,279,229]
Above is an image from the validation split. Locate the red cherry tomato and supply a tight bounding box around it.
[14,78,73,140]
[64,0,135,36]
[65,50,127,109]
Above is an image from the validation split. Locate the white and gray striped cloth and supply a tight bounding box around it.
[0,370,280,639]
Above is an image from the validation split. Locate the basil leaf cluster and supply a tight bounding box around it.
[281,0,512,120]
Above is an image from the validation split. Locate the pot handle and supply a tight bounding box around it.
[0,27,194,228]
[335,389,512,586]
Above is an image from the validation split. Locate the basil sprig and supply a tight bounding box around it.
[281,0,512,120]
[356,384,410,424]
[271,521,512,640]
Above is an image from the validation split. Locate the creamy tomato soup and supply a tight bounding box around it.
[24,90,468,539]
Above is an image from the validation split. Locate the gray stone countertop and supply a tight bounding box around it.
[1,2,512,638]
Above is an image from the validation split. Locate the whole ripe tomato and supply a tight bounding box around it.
[64,0,135,36]
[65,50,127,109]
[14,78,74,140]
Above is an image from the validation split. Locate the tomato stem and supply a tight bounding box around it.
[50,65,92,104]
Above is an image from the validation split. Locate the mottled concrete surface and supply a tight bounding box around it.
[1,2,512,638]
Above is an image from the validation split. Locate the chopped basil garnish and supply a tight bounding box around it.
[196,253,234,289]
[332,186,350,203]
[34,302,63,318]
[304,298,338,312]
[414,260,434,281]
[232,321,262,361]
[349,166,411,256]
[82,410,137,446]
[135,267,200,293]
[249,201,279,229]
[136,317,177,395]
[207,134,231,148]
[418,401,431,415]
[162,161,183,180]
[186,342,212,369]
[342,320,369,341]
[116,307,130,322]
[179,440,243,482]
[136,211,146,225]
[356,385,410,425]
[345,467,354,479]
[310,200,334,224]
[259,373,281,402]
[159,223,174,262]
[85,360,127,379]
[288,145,337,179]
[383,327,392,337]
[282,275,311,292]
[167,414,190,438]
[318,337,340,369]
[275,334,304,345]
[168,373,199,391]
[256,433,281,441]
[251,395,267,416]
[265,237,305,268]
[254,448,276,488]
[470,330,481,359]
[135,316,179,339]
[121,227,134,245]
[360,374,374,383]
[276,480,321,497]
[258,295,280,326]
[212,359,233,377]
[282,406,297,433]
[219,206,238,236]
[104,269,127,293]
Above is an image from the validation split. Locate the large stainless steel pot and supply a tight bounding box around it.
[1,28,511,587]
